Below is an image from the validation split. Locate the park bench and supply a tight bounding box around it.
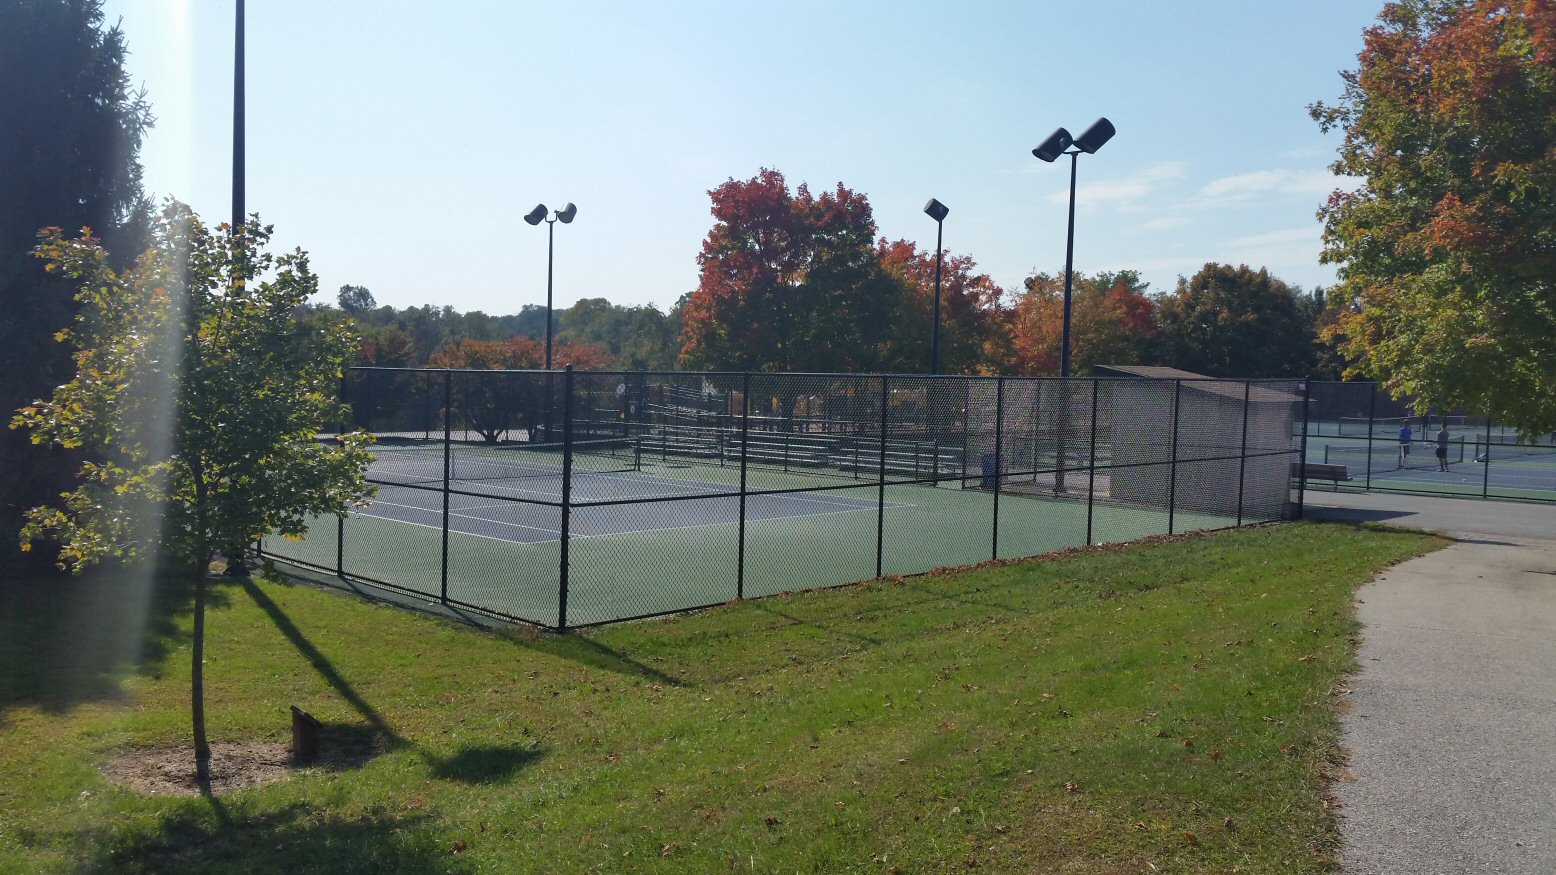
[1292,461,1352,490]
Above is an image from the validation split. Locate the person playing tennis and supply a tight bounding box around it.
[1397,418,1413,469]
[1435,420,1450,472]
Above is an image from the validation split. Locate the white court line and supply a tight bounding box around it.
[366,498,563,537]
[568,501,885,541]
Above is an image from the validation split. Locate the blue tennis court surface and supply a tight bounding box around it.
[360,478,902,545]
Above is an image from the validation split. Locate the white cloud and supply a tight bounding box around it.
[1195,168,1359,204]
[1043,162,1186,209]
[1139,216,1191,231]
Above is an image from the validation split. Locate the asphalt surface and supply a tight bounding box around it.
[1304,491,1556,874]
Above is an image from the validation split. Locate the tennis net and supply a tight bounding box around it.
[1474,435,1556,463]
[366,437,641,486]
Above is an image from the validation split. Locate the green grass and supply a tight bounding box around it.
[0,521,1442,873]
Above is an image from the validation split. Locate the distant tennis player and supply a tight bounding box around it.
[1397,418,1413,469]
[1435,421,1450,472]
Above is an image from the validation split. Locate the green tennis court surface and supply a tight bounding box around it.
[263,464,1238,628]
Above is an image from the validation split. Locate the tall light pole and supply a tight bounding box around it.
[232,0,245,229]
[1034,118,1115,494]
[1032,117,1115,377]
[524,202,578,370]
[923,198,949,375]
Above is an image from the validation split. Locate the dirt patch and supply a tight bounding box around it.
[103,741,296,797]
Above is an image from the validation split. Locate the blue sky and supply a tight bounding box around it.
[100,0,1383,314]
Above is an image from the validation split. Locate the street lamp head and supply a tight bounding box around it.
[524,204,547,225]
[556,202,577,224]
[1033,127,1073,163]
[1073,117,1115,154]
[923,198,949,223]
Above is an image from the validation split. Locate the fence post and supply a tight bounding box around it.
[1085,378,1099,546]
[336,516,345,577]
[1364,383,1376,490]
[1482,416,1492,498]
[737,372,751,600]
[558,365,575,631]
[875,375,889,578]
[1236,381,1251,527]
[440,369,452,604]
[992,377,1004,560]
[1296,379,1311,520]
[1167,380,1182,534]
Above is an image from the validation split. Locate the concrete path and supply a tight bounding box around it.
[1303,491,1556,874]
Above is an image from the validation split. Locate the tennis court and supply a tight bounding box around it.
[1306,379,1556,503]
[261,368,1301,629]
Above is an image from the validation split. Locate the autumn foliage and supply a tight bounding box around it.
[1313,0,1556,432]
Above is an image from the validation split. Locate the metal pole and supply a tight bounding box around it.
[992,377,1005,558]
[1060,151,1079,377]
[1296,379,1312,519]
[558,365,575,630]
[1085,378,1099,545]
[440,370,452,604]
[232,0,244,229]
[1364,383,1376,490]
[737,372,751,600]
[336,516,345,577]
[875,375,889,578]
[1167,380,1181,534]
[545,219,555,371]
[1482,416,1492,499]
[931,219,944,375]
[1236,382,1251,527]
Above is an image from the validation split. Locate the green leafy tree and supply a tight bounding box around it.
[1312,0,1556,433]
[1155,263,1314,377]
[336,283,376,316]
[12,206,374,786]
[0,0,152,571]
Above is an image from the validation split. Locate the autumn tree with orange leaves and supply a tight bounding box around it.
[875,239,1007,374]
[428,337,611,442]
[1004,271,1158,375]
[1313,0,1556,433]
[681,169,900,372]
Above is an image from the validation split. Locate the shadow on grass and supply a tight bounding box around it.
[426,742,548,784]
[0,567,221,729]
[241,580,549,785]
[500,628,689,687]
[79,801,471,874]
[238,578,405,749]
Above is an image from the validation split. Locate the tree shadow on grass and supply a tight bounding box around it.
[426,742,548,784]
[0,566,222,729]
[79,800,472,875]
[238,578,404,748]
[240,580,550,785]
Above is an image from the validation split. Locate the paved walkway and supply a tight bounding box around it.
[1303,491,1556,874]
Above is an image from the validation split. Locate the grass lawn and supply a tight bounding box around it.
[0,521,1441,873]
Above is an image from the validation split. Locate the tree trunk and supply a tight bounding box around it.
[192,571,212,790]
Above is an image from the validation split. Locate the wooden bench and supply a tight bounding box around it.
[1292,461,1352,490]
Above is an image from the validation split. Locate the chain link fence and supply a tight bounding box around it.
[1305,381,1556,503]
[260,367,1307,629]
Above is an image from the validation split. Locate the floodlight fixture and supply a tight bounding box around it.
[1073,117,1116,154]
[1033,116,1116,492]
[527,202,578,371]
[923,198,949,374]
[1032,127,1073,163]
